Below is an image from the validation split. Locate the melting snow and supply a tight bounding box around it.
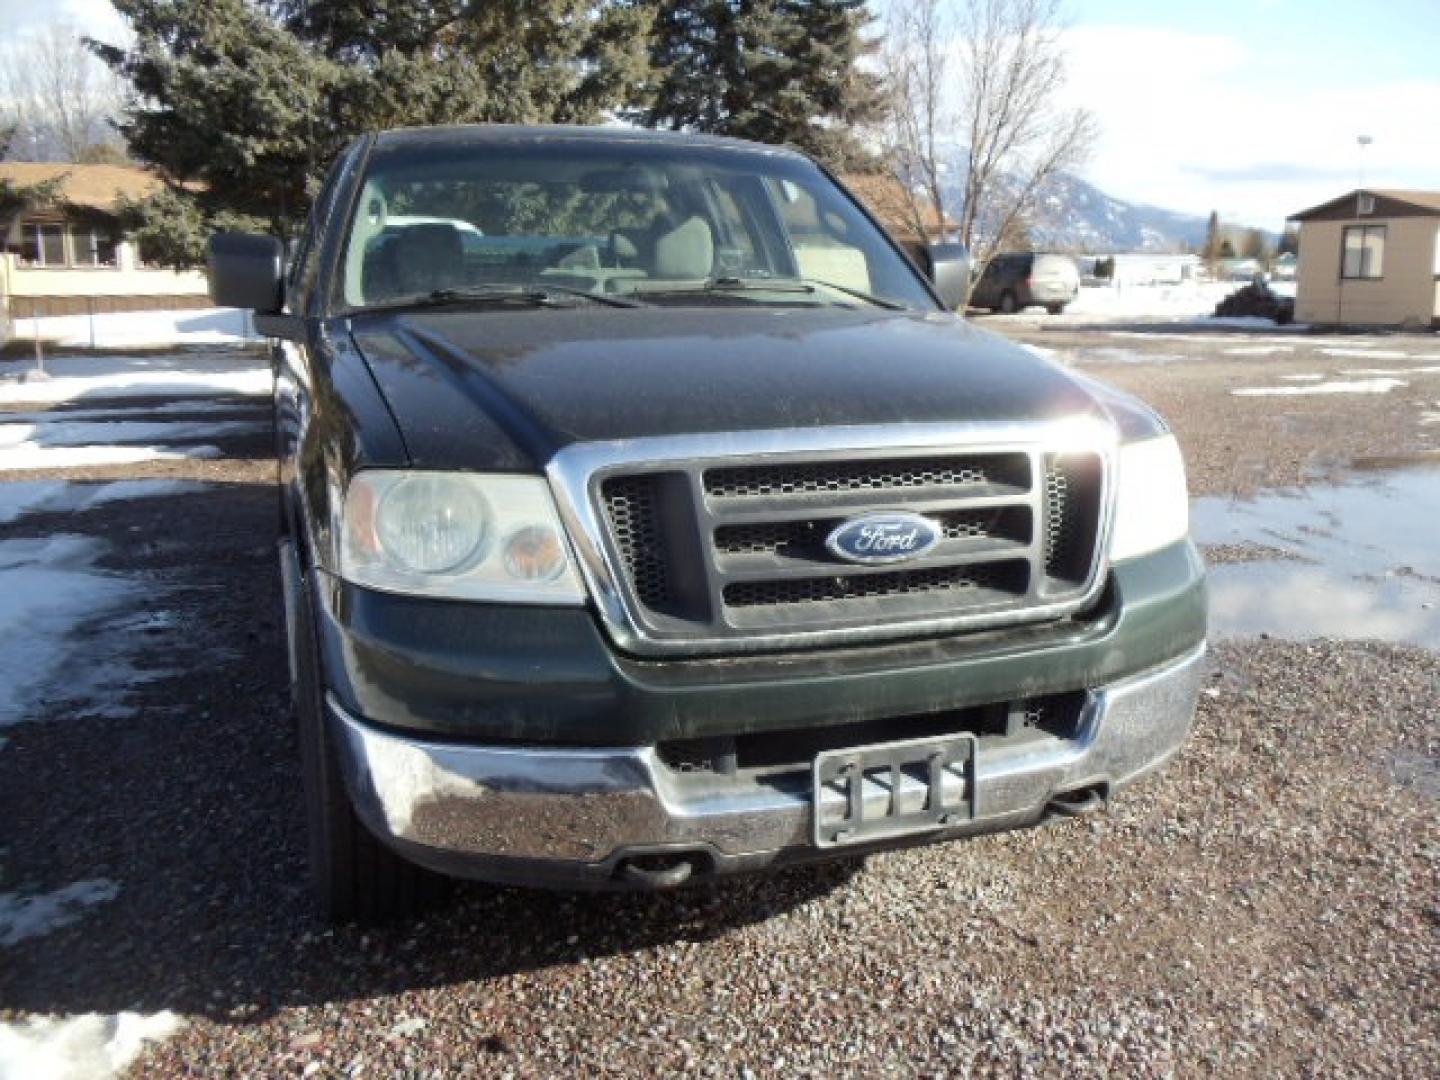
[0,352,269,406]
[0,536,138,727]
[0,1011,181,1080]
[1223,345,1295,356]
[1319,348,1412,359]
[1338,366,1440,377]
[0,443,222,472]
[0,480,207,526]
[0,419,261,449]
[0,880,119,947]
[1232,378,1408,397]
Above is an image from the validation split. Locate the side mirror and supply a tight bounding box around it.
[924,243,971,311]
[208,232,284,314]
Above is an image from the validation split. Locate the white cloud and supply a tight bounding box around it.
[1065,25,1440,225]
[0,0,127,42]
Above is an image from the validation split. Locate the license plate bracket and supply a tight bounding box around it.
[812,734,976,849]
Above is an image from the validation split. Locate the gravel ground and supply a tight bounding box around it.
[1,336,1437,1078]
[985,322,1440,498]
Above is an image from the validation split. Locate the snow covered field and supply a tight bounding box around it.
[9,307,253,350]
[0,350,270,1079]
[979,280,1302,329]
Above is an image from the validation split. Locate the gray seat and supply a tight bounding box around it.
[653,215,714,279]
[380,224,465,298]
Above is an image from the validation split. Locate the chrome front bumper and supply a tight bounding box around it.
[330,644,1206,887]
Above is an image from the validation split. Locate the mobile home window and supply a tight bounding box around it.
[20,222,66,267]
[1341,224,1384,280]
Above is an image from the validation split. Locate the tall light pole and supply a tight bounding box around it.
[1357,134,1373,190]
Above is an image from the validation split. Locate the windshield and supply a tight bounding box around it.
[336,138,938,313]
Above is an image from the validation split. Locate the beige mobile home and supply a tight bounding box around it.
[1289,189,1440,328]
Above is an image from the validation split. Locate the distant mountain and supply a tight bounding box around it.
[932,158,1214,253]
[1024,172,1212,253]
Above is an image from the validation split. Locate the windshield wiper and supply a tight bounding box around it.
[796,278,908,311]
[636,276,906,310]
[357,283,642,314]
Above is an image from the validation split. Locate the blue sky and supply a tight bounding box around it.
[7,0,1439,228]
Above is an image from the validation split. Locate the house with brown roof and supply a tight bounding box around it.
[1289,189,1440,328]
[1,163,209,328]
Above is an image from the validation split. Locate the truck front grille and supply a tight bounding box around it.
[586,433,1109,651]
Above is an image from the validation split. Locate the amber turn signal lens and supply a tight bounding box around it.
[501,524,567,582]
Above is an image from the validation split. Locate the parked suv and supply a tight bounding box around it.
[971,252,1080,314]
[210,126,1205,922]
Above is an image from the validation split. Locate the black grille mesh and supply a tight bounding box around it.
[601,476,675,610]
[704,454,1027,499]
[1042,455,1096,581]
[723,561,1026,609]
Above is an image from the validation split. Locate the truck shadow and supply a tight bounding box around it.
[0,479,860,1025]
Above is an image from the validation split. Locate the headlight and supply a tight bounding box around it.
[1108,435,1190,562]
[339,471,585,603]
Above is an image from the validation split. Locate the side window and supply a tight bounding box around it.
[1341,224,1385,280]
[288,156,350,308]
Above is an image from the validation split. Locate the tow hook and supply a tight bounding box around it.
[616,854,696,888]
[1046,786,1106,818]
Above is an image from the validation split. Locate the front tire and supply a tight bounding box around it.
[1045,303,1066,315]
[291,568,445,924]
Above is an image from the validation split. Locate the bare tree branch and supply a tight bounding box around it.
[879,0,1097,307]
[0,22,125,162]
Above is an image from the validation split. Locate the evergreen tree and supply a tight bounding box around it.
[1240,227,1270,265]
[1201,209,1221,268]
[637,1,883,167]
[0,126,63,235]
[91,1,652,266]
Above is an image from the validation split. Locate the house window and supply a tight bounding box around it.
[1341,224,1385,280]
[69,225,119,267]
[20,222,67,267]
[1358,193,1376,215]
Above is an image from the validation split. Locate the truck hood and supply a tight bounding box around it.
[349,306,1110,471]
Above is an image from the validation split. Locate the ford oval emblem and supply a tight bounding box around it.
[825,512,943,565]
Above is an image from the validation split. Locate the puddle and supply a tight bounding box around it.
[1191,463,1440,648]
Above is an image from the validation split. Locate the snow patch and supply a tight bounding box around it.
[0,352,269,406]
[1319,348,1412,359]
[0,443,222,472]
[1232,378,1408,397]
[1207,316,1311,330]
[1338,366,1440,377]
[0,1011,181,1080]
[0,480,209,526]
[0,536,137,727]
[1278,374,1324,382]
[1223,345,1295,356]
[0,400,253,425]
[18,303,250,347]
[0,419,261,448]
[0,880,119,947]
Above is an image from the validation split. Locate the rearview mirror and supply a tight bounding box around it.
[209,232,285,314]
[923,243,971,311]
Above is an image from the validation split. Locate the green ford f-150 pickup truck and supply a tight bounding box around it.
[209,125,1206,922]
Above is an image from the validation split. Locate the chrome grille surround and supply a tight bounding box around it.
[547,421,1118,657]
